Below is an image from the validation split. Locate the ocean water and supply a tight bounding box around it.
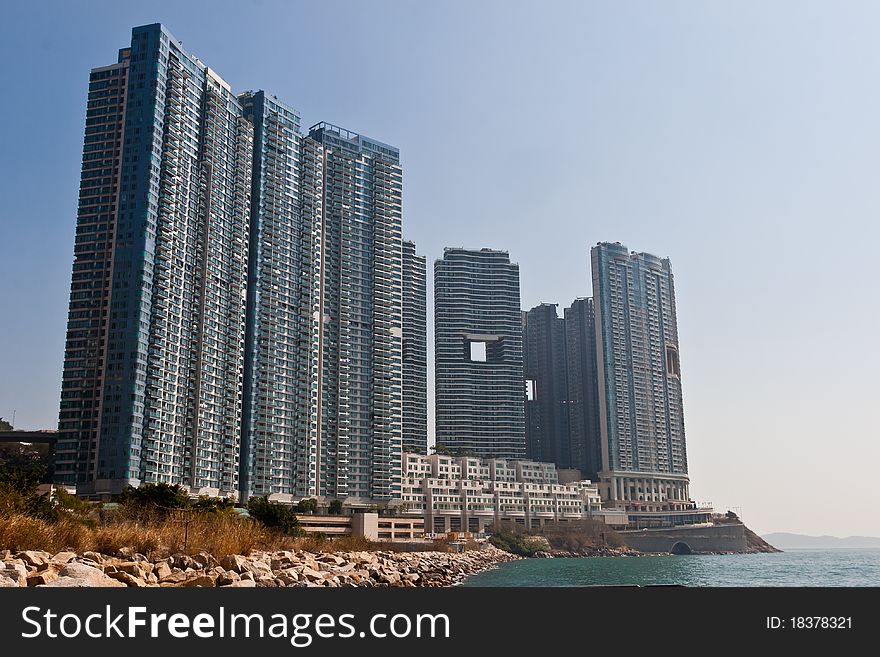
[461,549,880,587]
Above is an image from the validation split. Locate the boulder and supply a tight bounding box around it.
[27,571,59,587]
[50,551,78,565]
[41,563,125,587]
[178,574,216,588]
[107,571,145,587]
[17,551,51,568]
[220,554,249,574]
[82,551,104,564]
[116,562,147,578]
[193,552,218,569]
[2,563,29,587]
[220,579,255,588]
[216,570,240,586]
[154,562,173,581]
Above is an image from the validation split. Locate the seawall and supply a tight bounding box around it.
[618,523,748,554]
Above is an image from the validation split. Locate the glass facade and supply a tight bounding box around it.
[434,248,525,459]
[57,24,423,503]
[591,242,689,504]
[402,241,428,454]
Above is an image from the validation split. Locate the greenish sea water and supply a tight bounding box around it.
[461,549,880,587]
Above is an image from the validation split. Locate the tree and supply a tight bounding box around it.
[328,499,344,515]
[431,444,477,457]
[247,496,301,534]
[118,482,190,520]
[192,495,235,513]
[0,417,12,431]
[295,497,318,514]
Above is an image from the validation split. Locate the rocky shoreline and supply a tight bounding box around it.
[0,546,520,588]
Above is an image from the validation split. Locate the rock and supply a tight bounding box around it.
[82,551,104,564]
[220,554,249,574]
[2,563,28,587]
[317,554,346,566]
[27,571,59,587]
[301,567,324,582]
[158,569,190,585]
[154,562,172,581]
[171,553,195,570]
[178,575,216,588]
[0,577,19,587]
[107,571,145,587]
[220,579,255,588]
[41,563,126,588]
[116,562,146,578]
[50,551,78,565]
[217,570,240,586]
[17,551,51,567]
[193,552,218,569]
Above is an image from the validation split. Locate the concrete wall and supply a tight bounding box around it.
[619,523,747,554]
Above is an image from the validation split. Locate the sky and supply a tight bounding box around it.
[1,0,878,537]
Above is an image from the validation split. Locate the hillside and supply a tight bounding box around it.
[762,533,880,549]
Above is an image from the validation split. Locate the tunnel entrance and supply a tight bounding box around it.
[670,541,693,555]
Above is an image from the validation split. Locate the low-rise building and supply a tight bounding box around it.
[400,453,603,534]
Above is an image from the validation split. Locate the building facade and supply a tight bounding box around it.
[434,248,525,459]
[402,241,428,454]
[523,303,570,467]
[306,123,404,502]
[591,242,690,509]
[58,24,414,503]
[400,453,602,534]
[57,24,253,498]
[239,91,313,500]
[523,299,602,482]
[564,298,602,481]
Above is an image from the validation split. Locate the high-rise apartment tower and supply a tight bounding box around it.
[591,242,689,505]
[434,248,525,459]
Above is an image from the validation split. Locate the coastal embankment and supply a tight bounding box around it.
[0,545,519,588]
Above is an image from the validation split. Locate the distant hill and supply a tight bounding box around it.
[762,533,880,549]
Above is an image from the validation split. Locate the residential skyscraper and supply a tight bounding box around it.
[57,24,253,497]
[402,241,428,454]
[523,303,570,467]
[522,299,602,481]
[564,298,602,481]
[434,248,525,459]
[57,23,411,504]
[55,47,130,491]
[306,123,404,501]
[591,242,689,506]
[239,91,313,500]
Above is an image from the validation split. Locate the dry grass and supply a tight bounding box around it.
[0,512,282,558]
[287,533,379,553]
[0,514,90,553]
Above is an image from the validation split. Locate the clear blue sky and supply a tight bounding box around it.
[1,1,878,537]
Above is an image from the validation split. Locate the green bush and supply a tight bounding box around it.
[328,499,344,515]
[247,497,301,535]
[192,495,235,513]
[118,482,190,521]
[294,497,318,514]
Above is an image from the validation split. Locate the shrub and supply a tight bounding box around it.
[328,499,344,515]
[294,497,318,514]
[118,483,190,521]
[247,497,301,535]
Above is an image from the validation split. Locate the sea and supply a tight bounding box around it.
[460,549,880,587]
